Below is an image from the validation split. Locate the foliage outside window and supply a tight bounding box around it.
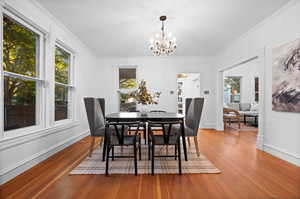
[119,68,137,111]
[224,77,241,103]
[55,45,71,121]
[3,15,40,131]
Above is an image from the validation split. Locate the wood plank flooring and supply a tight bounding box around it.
[1,126,300,199]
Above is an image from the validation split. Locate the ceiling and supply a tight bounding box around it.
[38,0,290,56]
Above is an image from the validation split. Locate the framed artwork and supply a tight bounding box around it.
[272,38,300,112]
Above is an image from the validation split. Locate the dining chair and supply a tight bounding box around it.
[171,98,204,156]
[105,121,142,176]
[185,98,204,156]
[149,110,167,130]
[84,97,122,160]
[148,121,182,175]
[128,111,147,144]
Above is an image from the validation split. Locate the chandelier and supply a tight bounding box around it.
[149,16,177,56]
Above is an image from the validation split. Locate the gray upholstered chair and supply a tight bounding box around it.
[185,98,204,156]
[84,97,109,157]
[173,98,204,156]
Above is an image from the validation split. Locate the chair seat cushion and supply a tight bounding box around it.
[165,125,195,137]
[150,135,178,145]
[110,135,137,146]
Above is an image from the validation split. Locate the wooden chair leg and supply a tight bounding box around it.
[194,136,200,157]
[99,137,103,147]
[89,137,96,157]
[187,137,191,147]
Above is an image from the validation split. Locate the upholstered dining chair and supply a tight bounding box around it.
[84,97,111,158]
[172,98,204,156]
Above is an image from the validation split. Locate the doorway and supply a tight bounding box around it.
[216,52,265,150]
[176,73,200,115]
[223,59,260,136]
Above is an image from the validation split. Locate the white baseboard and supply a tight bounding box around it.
[200,123,216,129]
[0,131,89,185]
[263,144,300,167]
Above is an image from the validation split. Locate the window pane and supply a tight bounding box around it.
[224,77,241,103]
[55,85,68,121]
[119,92,136,112]
[4,76,36,131]
[3,15,38,77]
[119,68,136,89]
[55,46,70,84]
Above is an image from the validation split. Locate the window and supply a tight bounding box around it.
[224,77,241,103]
[3,14,43,131]
[54,45,72,121]
[255,77,259,102]
[118,68,137,112]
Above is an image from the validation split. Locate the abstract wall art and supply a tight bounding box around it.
[272,38,300,112]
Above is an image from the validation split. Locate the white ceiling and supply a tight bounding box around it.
[38,0,290,56]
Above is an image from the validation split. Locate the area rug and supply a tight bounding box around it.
[70,143,221,175]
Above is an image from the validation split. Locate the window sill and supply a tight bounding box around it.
[0,121,80,151]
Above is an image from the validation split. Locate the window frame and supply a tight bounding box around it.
[53,41,75,125]
[117,66,138,112]
[1,8,46,138]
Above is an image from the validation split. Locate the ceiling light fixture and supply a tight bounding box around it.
[149,16,177,56]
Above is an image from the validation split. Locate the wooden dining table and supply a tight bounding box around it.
[105,112,188,161]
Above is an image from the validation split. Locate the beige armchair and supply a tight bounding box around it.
[223,108,241,129]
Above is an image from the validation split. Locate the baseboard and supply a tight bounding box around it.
[263,144,300,167]
[0,131,89,185]
[200,123,216,129]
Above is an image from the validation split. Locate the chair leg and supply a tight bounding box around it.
[151,144,155,176]
[89,137,96,157]
[178,139,182,175]
[144,124,147,144]
[102,135,107,162]
[139,136,142,160]
[134,141,138,176]
[194,136,200,157]
[187,137,191,147]
[112,146,114,161]
[175,145,177,160]
[105,146,110,176]
[99,137,104,147]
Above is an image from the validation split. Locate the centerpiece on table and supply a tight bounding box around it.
[131,80,161,115]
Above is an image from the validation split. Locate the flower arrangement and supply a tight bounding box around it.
[133,80,161,105]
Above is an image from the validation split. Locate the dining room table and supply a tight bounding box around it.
[104,112,188,161]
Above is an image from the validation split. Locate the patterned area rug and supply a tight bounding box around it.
[70,143,221,175]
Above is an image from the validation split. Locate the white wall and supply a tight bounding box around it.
[223,59,259,103]
[0,0,102,184]
[95,56,216,129]
[216,0,300,166]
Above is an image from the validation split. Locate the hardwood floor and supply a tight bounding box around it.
[1,127,300,199]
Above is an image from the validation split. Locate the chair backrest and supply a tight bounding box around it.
[84,98,105,136]
[185,98,204,136]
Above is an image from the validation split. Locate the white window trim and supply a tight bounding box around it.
[1,8,47,138]
[53,41,76,126]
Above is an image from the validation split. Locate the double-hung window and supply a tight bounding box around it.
[54,44,73,122]
[118,67,137,112]
[2,12,44,133]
